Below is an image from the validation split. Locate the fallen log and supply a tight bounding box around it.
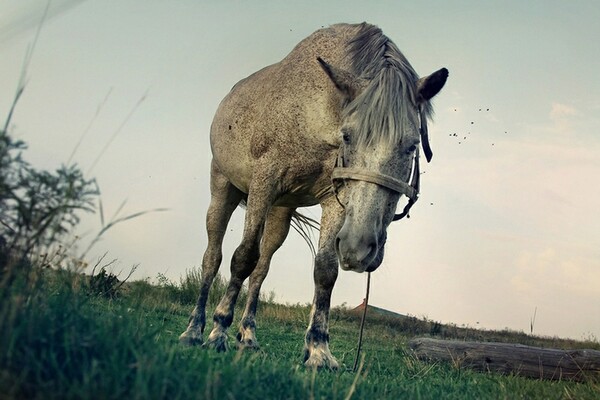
[408,337,600,382]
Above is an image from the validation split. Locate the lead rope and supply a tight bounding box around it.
[353,271,371,372]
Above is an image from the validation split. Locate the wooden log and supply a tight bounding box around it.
[408,337,600,382]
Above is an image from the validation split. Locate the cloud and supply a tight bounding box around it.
[514,102,587,140]
[549,103,580,120]
[511,247,600,299]
[510,248,555,295]
[548,102,582,136]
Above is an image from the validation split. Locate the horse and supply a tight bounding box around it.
[180,22,448,369]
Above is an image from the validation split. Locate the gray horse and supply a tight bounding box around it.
[180,22,447,369]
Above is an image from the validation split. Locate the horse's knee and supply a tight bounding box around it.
[202,245,222,274]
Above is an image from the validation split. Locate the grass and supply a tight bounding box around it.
[1,262,598,400]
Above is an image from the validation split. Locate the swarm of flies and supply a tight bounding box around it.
[447,107,508,146]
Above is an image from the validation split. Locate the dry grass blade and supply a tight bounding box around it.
[0,0,87,44]
[346,353,366,400]
[113,263,138,292]
[98,196,106,229]
[67,87,113,166]
[3,1,49,132]
[90,252,113,277]
[87,89,149,174]
[102,207,169,231]
[80,202,168,259]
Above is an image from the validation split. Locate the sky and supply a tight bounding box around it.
[1,0,599,341]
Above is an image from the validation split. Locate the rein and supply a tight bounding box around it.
[353,272,371,372]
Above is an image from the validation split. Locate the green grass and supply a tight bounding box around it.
[1,264,598,399]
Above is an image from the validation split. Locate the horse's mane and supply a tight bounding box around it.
[344,23,433,148]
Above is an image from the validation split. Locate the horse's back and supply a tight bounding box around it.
[210,24,365,199]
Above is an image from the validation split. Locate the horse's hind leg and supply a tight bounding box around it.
[205,173,278,351]
[237,206,295,348]
[179,161,243,346]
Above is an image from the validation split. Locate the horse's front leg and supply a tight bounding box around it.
[180,161,243,346]
[204,175,277,352]
[304,197,344,369]
[237,206,295,349]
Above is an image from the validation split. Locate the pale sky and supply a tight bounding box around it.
[1,0,599,340]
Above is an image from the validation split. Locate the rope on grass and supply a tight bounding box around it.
[353,272,371,373]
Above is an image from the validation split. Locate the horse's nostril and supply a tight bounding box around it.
[352,242,375,265]
[363,243,377,263]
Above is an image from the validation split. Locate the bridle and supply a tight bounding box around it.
[331,108,432,221]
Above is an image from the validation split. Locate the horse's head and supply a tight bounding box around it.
[319,58,447,273]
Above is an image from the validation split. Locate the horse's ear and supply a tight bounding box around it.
[416,68,448,103]
[317,57,363,100]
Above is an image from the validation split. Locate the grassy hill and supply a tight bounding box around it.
[1,264,598,399]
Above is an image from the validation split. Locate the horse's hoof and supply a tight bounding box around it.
[203,331,229,352]
[304,355,340,370]
[179,330,203,347]
[303,347,339,370]
[236,330,260,350]
[236,337,260,350]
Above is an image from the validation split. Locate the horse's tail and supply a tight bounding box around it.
[238,200,320,256]
[290,211,319,257]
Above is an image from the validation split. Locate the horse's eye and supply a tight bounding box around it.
[408,144,417,152]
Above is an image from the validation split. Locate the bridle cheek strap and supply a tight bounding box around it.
[392,148,420,221]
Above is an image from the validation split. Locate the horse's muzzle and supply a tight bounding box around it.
[335,230,379,273]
